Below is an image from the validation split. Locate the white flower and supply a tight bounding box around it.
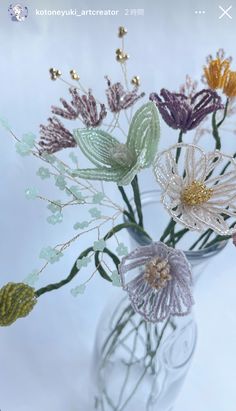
[153,143,236,235]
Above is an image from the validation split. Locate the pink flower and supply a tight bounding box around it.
[39,116,76,154]
[52,88,107,127]
[105,77,145,113]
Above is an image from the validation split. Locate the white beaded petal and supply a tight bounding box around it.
[153,143,236,235]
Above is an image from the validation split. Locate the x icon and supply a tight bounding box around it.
[219,5,233,19]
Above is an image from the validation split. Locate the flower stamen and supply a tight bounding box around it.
[181,181,213,206]
[144,257,172,290]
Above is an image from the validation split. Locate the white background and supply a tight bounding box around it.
[0,0,236,410]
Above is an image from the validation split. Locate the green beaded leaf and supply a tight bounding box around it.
[127,102,160,168]
[73,129,120,167]
[117,157,144,186]
[73,167,125,182]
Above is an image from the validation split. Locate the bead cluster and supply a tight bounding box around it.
[118,26,127,38]
[144,257,172,290]
[131,76,140,86]
[49,68,62,81]
[116,48,129,63]
[181,180,213,206]
[0,283,37,326]
[70,69,80,81]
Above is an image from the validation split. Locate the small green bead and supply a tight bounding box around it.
[89,207,101,218]
[16,141,31,156]
[47,201,61,213]
[47,212,63,225]
[0,117,11,131]
[25,187,38,200]
[22,133,36,148]
[111,270,121,287]
[15,133,36,156]
[76,256,91,269]
[69,152,78,164]
[67,186,84,201]
[39,246,63,264]
[92,192,105,204]
[55,175,66,190]
[37,167,50,180]
[56,161,67,174]
[93,239,106,252]
[23,270,39,287]
[73,221,89,230]
[116,243,128,256]
[71,284,86,297]
[41,153,56,164]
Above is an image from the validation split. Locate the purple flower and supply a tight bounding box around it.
[119,242,194,323]
[150,89,223,133]
[105,77,145,113]
[52,88,107,127]
[39,116,76,154]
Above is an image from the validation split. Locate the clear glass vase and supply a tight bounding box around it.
[92,190,227,411]
[93,294,196,411]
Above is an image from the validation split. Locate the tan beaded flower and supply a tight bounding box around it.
[223,71,236,98]
[203,49,231,90]
[153,143,236,235]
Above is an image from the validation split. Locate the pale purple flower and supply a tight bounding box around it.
[233,233,236,247]
[39,116,76,154]
[119,242,194,323]
[150,89,223,133]
[105,76,145,113]
[52,88,107,127]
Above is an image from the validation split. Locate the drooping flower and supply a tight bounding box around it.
[223,71,236,98]
[105,76,145,113]
[153,143,236,235]
[0,283,37,326]
[203,49,232,90]
[52,87,107,127]
[119,242,193,322]
[73,102,160,186]
[150,89,223,133]
[39,116,76,154]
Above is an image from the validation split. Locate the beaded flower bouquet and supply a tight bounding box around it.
[1,27,236,410]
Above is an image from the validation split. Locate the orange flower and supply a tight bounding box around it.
[204,58,230,89]
[223,71,236,98]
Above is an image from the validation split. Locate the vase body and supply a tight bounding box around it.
[92,190,226,411]
[93,293,196,411]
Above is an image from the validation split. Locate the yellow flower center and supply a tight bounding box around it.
[181,181,213,206]
[144,257,172,290]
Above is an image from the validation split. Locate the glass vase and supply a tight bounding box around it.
[92,190,227,411]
